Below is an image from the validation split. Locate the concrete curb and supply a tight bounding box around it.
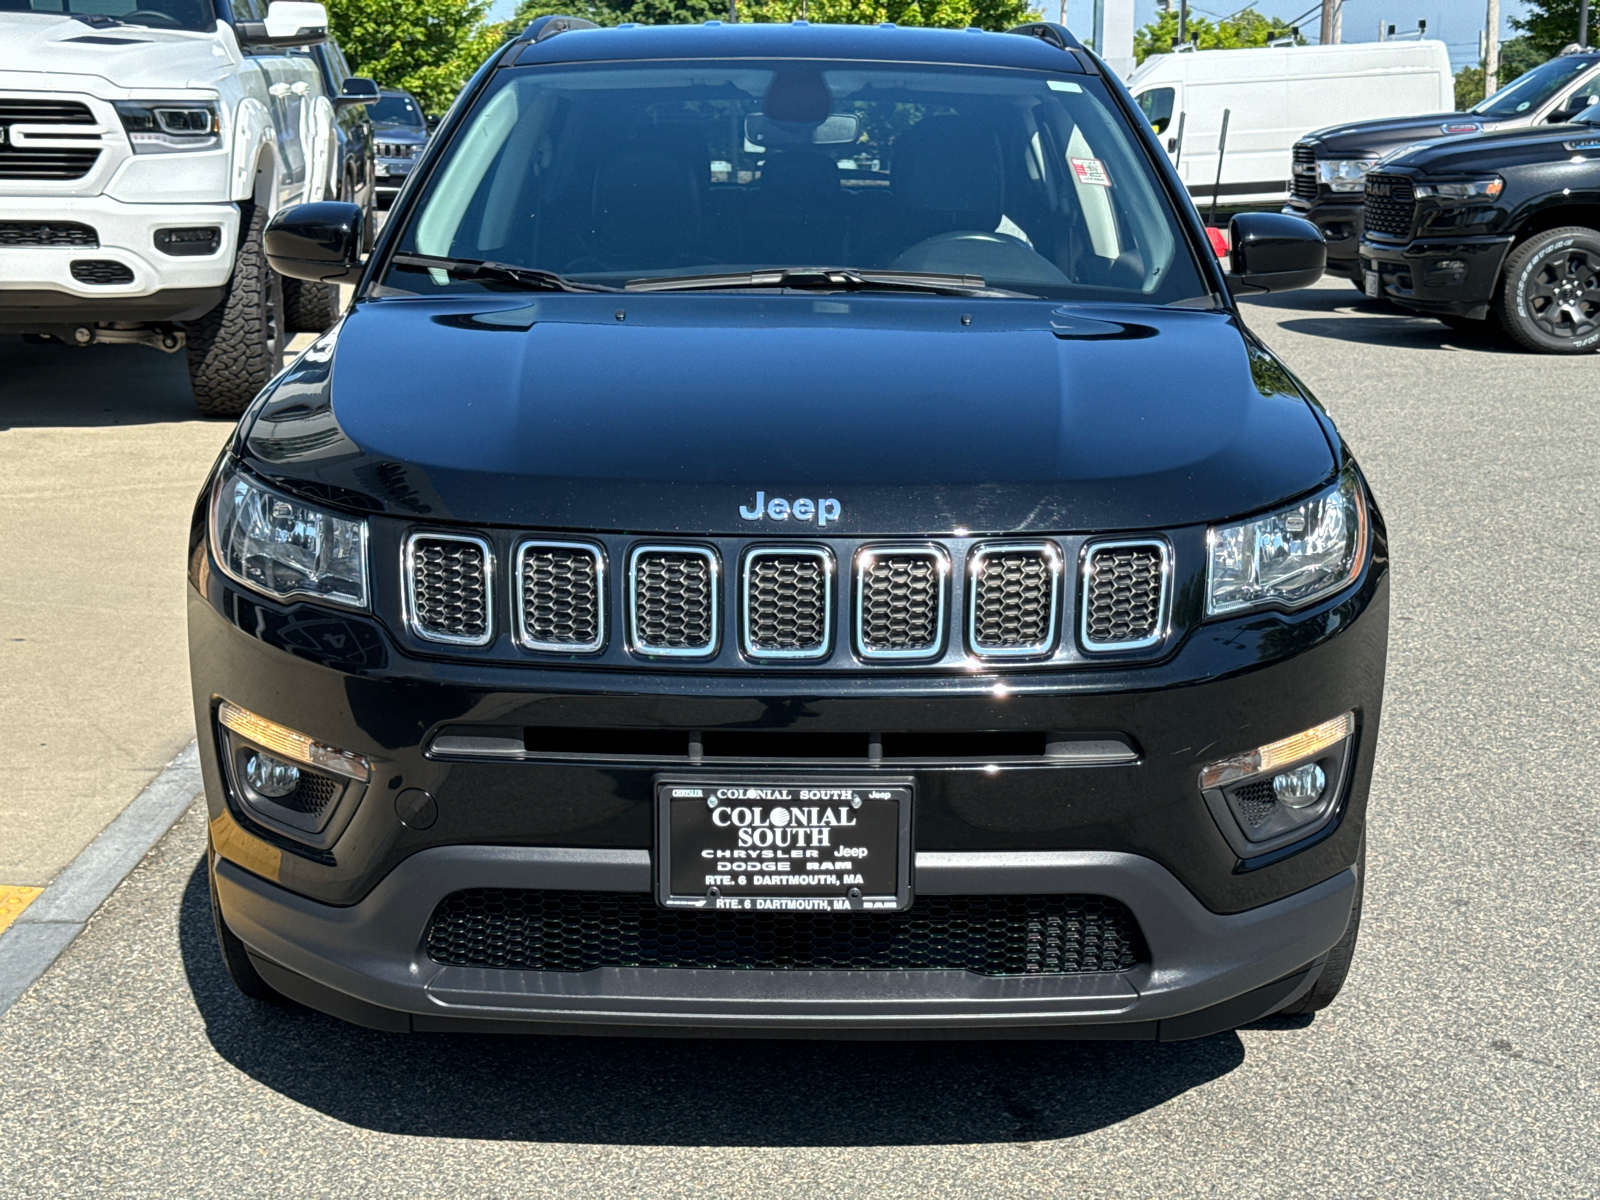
[0,741,201,1019]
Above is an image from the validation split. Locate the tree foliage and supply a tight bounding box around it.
[1452,36,1550,109]
[329,0,509,115]
[1511,0,1593,61]
[510,0,1039,33]
[1133,7,1301,64]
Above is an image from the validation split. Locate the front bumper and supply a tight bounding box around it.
[374,159,416,195]
[1359,235,1515,319]
[1283,198,1363,278]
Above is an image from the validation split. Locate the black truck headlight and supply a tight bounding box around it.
[1414,176,1504,200]
[210,466,369,609]
[1206,467,1367,617]
[114,100,221,154]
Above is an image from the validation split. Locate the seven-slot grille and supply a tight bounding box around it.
[0,221,97,247]
[1362,173,1416,239]
[516,541,603,652]
[630,546,717,655]
[856,547,946,658]
[1291,143,1318,201]
[375,141,420,159]
[1081,541,1168,650]
[743,548,832,658]
[968,543,1060,656]
[406,533,492,645]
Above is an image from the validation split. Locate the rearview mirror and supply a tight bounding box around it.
[335,77,379,109]
[743,113,859,149]
[236,0,327,47]
[265,201,365,285]
[1225,212,1325,293]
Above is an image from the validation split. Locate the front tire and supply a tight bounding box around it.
[1497,226,1600,354]
[1278,838,1365,1015]
[208,845,284,1004]
[282,277,339,333]
[184,202,285,418]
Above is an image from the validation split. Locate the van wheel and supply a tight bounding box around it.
[183,202,285,418]
[1497,226,1600,354]
[1278,838,1365,1015]
[282,277,339,333]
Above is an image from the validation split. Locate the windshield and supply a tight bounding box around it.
[1472,55,1598,117]
[369,93,423,126]
[387,60,1205,304]
[10,0,216,31]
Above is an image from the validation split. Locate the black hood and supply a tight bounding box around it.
[1384,119,1600,173]
[236,292,1336,536]
[1303,112,1504,158]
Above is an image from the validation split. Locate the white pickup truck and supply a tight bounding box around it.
[0,0,376,415]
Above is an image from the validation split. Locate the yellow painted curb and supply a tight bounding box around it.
[0,886,44,936]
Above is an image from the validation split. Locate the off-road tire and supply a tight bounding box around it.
[208,845,284,1004]
[1278,838,1365,1015]
[282,277,339,333]
[1497,225,1600,354]
[184,202,285,418]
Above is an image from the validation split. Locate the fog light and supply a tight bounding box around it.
[1271,762,1326,808]
[244,752,300,798]
[1199,712,1354,789]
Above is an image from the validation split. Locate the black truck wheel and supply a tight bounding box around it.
[1497,226,1600,354]
[1278,838,1365,1015]
[282,277,340,333]
[184,202,285,418]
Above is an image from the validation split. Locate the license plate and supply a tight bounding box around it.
[1364,270,1381,299]
[655,778,913,912]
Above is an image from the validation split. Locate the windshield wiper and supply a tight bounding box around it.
[625,267,1014,297]
[390,254,617,293]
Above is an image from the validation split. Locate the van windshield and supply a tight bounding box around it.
[1472,54,1598,118]
[387,60,1206,304]
[8,0,216,32]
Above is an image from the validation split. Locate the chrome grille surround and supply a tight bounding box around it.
[1079,539,1171,653]
[741,546,834,660]
[514,540,605,654]
[628,545,719,657]
[854,544,949,660]
[966,541,1063,658]
[403,532,494,647]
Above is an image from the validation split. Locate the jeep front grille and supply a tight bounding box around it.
[968,543,1061,656]
[629,546,717,656]
[0,221,98,247]
[1362,173,1416,239]
[742,548,831,658]
[516,541,603,653]
[1081,541,1168,650]
[1291,143,1318,201]
[856,547,946,658]
[405,533,492,646]
[375,141,420,159]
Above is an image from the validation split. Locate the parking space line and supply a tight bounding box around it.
[0,741,201,1019]
[0,887,43,936]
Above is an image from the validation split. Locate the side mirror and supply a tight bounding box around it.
[1225,212,1325,294]
[265,201,365,285]
[1549,93,1598,122]
[236,0,327,47]
[335,76,380,109]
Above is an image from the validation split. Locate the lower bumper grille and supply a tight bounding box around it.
[69,259,132,286]
[0,220,98,247]
[425,889,1147,976]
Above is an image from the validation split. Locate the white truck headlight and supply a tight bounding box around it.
[1206,468,1367,617]
[1317,158,1378,192]
[210,466,369,609]
[114,100,222,154]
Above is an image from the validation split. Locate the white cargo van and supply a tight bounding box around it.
[1125,41,1454,208]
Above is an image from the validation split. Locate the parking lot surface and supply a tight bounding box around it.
[0,282,1596,1197]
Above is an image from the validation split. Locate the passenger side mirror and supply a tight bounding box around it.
[1549,93,1598,122]
[336,76,380,109]
[1225,212,1325,294]
[236,0,328,47]
[265,201,366,285]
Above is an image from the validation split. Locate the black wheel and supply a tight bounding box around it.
[1278,838,1365,1015]
[1497,226,1600,354]
[183,202,286,418]
[207,845,284,1004]
[282,276,339,333]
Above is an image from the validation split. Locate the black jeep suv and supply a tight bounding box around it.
[190,17,1387,1039]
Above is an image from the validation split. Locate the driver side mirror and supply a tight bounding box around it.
[1225,212,1325,294]
[265,201,366,285]
[236,0,328,48]
[336,77,380,110]
[1549,93,1598,122]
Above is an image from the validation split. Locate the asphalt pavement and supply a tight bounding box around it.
[0,281,1596,1197]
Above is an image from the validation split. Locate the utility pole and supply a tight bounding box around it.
[1319,0,1342,46]
[1485,0,1500,95]
[1177,0,1187,47]
[1581,0,1591,49]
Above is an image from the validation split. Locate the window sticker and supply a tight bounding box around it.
[1070,157,1112,187]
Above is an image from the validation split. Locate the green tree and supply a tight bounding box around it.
[328,0,510,116]
[1134,6,1301,64]
[511,0,1038,31]
[1511,0,1592,60]
[1452,36,1551,109]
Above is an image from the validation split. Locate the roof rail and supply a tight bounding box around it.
[516,14,600,43]
[1006,22,1084,51]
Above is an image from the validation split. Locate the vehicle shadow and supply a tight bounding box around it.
[0,336,205,430]
[1239,285,1520,353]
[177,858,1254,1146]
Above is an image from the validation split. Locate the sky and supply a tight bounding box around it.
[484,0,1537,72]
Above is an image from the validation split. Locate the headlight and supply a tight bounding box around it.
[1206,468,1367,617]
[1317,158,1378,192]
[1413,176,1504,200]
[114,100,221,154]
[210,466,369,608]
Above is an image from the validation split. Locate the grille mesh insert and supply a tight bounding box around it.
[1362,173,1416,239]
[0,221,97,247]
[745,552,828,655]
[1291,143,1317,201]
[1084,544,1164,647]
[971,547,1055,652]
[519,543,601,650]
[632,550,714,652]
[425,890,1148,975]
[859,551,942,654]
[409,537,490,643]
[68,259,132,285]
[1230,779,1278,830]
